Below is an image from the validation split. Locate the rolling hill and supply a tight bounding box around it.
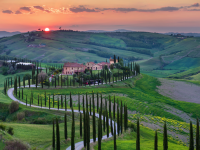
[0,30,200,77]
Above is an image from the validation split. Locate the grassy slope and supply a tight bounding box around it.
[94,126,187,150]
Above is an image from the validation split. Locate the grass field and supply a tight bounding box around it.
[94,126,187,150]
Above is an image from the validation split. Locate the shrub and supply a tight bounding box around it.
[17,112,25,121]
[0,123,6,131]
[4,140,28,150]
[38,71,47,83]
[7,127,14,135]
[128,122,136,132]
[23,73,31,80]
[9,101,19,114]
[32,117,47,124]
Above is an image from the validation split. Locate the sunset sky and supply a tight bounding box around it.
[1,0,200,33]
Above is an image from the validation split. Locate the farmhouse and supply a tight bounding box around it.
[85,62,95,70]
[109,57,118,64]
[63,62,86,75]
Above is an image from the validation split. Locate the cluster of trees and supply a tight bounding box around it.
[51,92,128,150]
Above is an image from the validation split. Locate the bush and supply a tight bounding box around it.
[128,122,136,132]
[17,112,25,121]
[23,73,31,80]
[9,101,19,114]
[0,123,6,131]
[32,117,47,124]
[4,140,29,150]
[7,127,14,135]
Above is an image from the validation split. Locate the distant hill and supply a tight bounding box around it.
[0,31,21,38]
[0,30,200,77]
[86,29,133,33]
[164,32,200,37]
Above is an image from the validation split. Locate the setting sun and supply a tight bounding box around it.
[45,28,50,31]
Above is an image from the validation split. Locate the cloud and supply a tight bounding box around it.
[20,7,31,12]
[70,5,98,13]
[2,10,13,14]
[45,10,51,13]
[33,6,44,11]
[190,3,199,7]
[15,10,22,14]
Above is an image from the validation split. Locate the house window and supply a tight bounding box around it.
[96,67,97,70]
[91,67,92,69]
[72,67,73,70]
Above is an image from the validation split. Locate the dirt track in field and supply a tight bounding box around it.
[157,78,200,104]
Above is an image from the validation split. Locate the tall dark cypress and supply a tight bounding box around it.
[83,108,86,148]
[53,94,54,108]
[38,94,39,106]
[110,115,113,136]
[45,91,46,107]
[86,111,90,150]
[70,92,72,108]
[189,121,194,150]
[154,130,158,150]
[113,96,115,119]
[71,107,75,150]
[98,112,102,150]
[163,121,168,150]
[101,94,103,113]
[196,118,199,150]
[22,88,23,100]
[83,95,85,108]
[56,118,60,150]
[103,110,105,132]
[106,108,109,138]
[18,76,20,88]
[136,118,140,150]
[58,98,59,110]
[64,113,67,140]
[120,101,123,134]
[109,95,111,118]
[93,99,96,142]
[114,121,117,150]
[117,106,119,136]
[65,95,67,111]
[80,113,82,138]
[90,98,91,116]
[96,92,99,113]
[114,55,116,63]
[52,119,55,150]
[78,93,80,112]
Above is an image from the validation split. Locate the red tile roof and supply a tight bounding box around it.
[64,62,85,67]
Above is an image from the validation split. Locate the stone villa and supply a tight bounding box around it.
[63,57,116,75]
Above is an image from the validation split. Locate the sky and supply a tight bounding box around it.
[1,0,200,33]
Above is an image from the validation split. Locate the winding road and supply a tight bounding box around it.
[6,77,132,149]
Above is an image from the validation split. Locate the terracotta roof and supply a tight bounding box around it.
[97,62,110,66]
[64,62,85,67]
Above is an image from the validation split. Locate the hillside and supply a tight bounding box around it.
[0,31,200,77]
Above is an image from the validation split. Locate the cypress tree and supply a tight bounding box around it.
[114,55,116,63]
[97,92,99,113]
[52,119,55,150]
[18,76,20,88]
[49,95,50,109]
[38,94,39,106]
[103,110,105,132]
[113,96,115,119]
[26,95,27,106]
[70,92,72,108]
[101,94,103,113]
[90,98,91,115]
[163,121,168,150]
[114,121,117,150]
[19,89,20,99]
[78,93,80,112]
[106,108,109,138]
[136,118,140,150]
[22,88,23,100]
[111,115,113,135]
[65,95,67,111]
[61,95,63,109]
[98,113,101,150]
[93,99,96,142]
[71,107,75,150]
[53,94,54,108]
[120,101,123,134]
[86,94,88,111]
[154,130,158,150]
[86,111,90,150]
[64,113,67,140]
[196,118,199,150]
[61,75,62,88]
[109,96,111,118]
[56,118,60,150]
[41,96,42,108]
[80,112,82,138]
[83,108,86,148]
[45,91,46,107]
[117,106,119,136]
[83,95,85,108]
[189,121,194,150]
[58,98,59,110]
